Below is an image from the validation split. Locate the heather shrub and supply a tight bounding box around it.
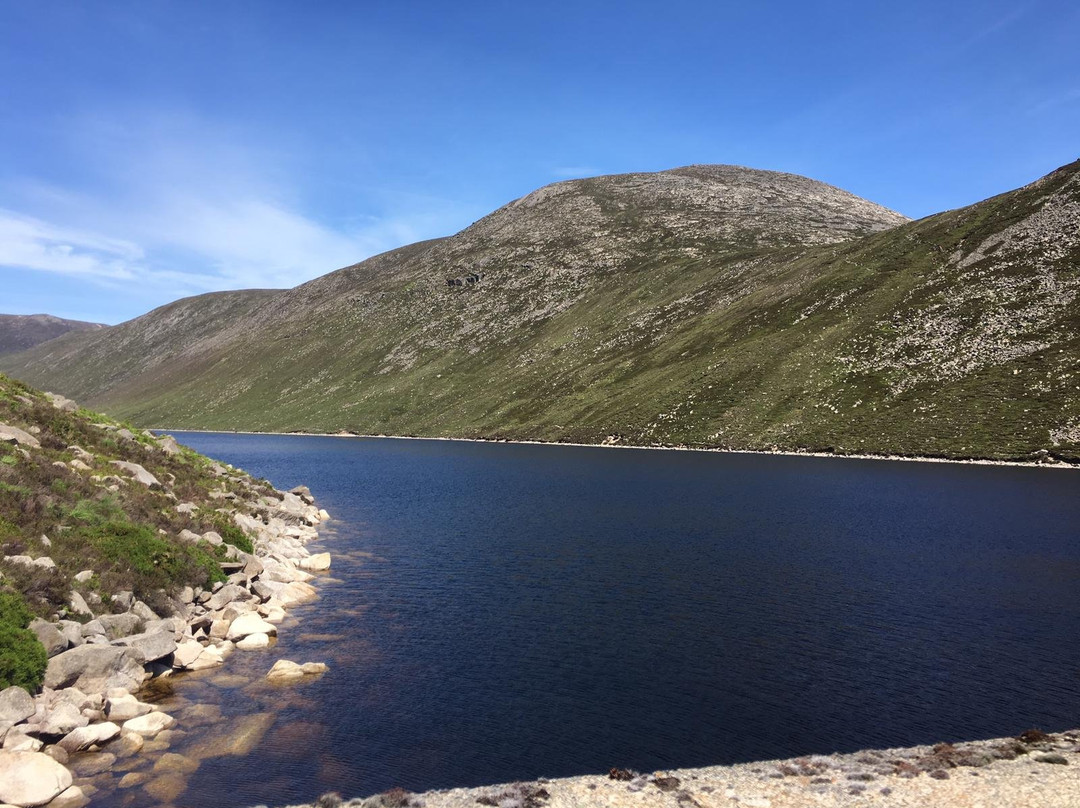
[0,590,47,691]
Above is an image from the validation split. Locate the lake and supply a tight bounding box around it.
[100,435,1080,807]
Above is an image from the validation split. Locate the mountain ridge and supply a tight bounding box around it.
[0,314,108,356]
[4,160,1078,462]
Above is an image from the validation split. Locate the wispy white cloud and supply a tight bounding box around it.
[0,210,143,281]
[1,111,470,313]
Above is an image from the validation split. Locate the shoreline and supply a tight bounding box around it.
[281,727,1080,808]
[2,457,335,808]
[156,428,1080,471]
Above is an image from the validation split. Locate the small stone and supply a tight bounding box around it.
[1036,753,1069,765]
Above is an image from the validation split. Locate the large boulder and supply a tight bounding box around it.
[225,613,277,641]
[205,583,252,611]
[44,392,77,412]
[56,721,120,753]
[27,619,67,658]
[235,633,270,650]
[103,692,152,722]
[171,639,205,670]
[0,687,35,724]
[0,750,73,806]
[43,645,145,695]
[37,702,87,737]
[3,729,43,752]
[48,785,89,808]
[94,613,143,640]
[0,423,41,449]
[109,461,160,488]
[67,591,93,618]
[122,711,175,738]
[113,630,176,664]
[55,621,83,649]
[298,552,331,572]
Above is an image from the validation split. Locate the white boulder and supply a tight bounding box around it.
[122,711,175,738]
[0,750,73,806]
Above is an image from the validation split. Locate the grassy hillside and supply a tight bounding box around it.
[0,373,278,686]
[4,162,1079,463]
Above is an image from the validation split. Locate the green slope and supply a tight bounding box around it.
[4,162,1079,462]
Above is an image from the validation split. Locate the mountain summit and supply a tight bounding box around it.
[4,161,1078,462]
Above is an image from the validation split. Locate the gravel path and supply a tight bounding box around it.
[280,729,1080,808]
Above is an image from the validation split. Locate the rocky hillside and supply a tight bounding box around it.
[0,373,332,808]
[4,161,1079,462]
[0,316,107,357]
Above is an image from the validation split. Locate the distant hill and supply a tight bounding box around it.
[0,314,108,355]
[4,161,1079,463]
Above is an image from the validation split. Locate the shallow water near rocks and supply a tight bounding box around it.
[92,435,1080,807]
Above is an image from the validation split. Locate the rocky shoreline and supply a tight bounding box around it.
[279,728,1080,808]
[0,430,333,808]
[160,429,1080,471]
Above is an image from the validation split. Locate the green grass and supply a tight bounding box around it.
[0,372,276,624]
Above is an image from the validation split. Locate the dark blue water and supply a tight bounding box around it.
[135,435,1080,805]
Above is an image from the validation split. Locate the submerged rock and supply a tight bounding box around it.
[266,659,328,682]
[185,712,274,759]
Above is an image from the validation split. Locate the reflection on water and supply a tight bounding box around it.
[91,436,1080,808]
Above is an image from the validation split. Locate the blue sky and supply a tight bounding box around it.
[2,1,1078,324]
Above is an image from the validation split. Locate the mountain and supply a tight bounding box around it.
[0,314,108,356]
[4,161,1079,463]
